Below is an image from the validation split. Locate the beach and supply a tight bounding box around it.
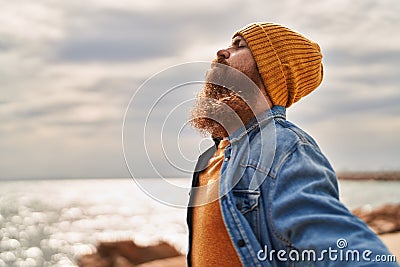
[0,178,398,266]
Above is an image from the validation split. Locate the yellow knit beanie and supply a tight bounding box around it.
[234,22,323,108]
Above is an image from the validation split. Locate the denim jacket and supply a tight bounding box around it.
[187,105,398,267]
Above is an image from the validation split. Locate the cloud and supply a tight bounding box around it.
[54,10,181,62]
[51,2,261,63]
[1,0,400,179]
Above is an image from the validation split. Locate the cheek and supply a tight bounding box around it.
[227,49,263,87]
[243,61,258,76]
[241,59,264,88]
[239,60,259,82]
[245,52,259,73]
[234,51,258,75]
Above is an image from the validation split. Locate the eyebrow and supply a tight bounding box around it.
[231,37,242,47]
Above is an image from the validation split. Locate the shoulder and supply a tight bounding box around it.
[275,118,319,149]
[265,117,328,178]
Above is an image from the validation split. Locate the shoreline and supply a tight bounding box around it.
[337,171,400,181]
[0,171,400,181]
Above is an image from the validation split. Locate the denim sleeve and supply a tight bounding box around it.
[270,143,398,266]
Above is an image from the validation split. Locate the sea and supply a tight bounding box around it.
[0,178,399,267]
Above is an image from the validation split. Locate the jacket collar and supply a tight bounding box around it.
[227,105,286,143]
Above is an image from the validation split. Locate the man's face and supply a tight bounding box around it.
[210,35,264,90]
[190,36,266,138]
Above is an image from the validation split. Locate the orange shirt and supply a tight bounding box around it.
[191,140,243,267]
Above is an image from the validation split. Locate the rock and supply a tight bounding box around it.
[352,204,400,234]
[78,203,399,266]
[114,256,136,267]
[136,256,186,267]
[78,253,111,267]
[77,240,182,267]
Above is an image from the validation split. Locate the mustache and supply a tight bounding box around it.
[211,56,229,67]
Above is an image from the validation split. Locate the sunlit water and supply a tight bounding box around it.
[0,178,399,266]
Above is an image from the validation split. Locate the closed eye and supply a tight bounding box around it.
[231,37,247,49]
[238,41,246,48]
[233,38,240,46]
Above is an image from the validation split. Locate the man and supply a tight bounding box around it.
[187,22,398,266]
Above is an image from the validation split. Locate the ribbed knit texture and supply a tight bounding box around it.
[235,23,323,107]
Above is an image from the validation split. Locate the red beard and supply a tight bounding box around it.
[189,62,257,138]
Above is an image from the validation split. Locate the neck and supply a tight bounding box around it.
[221,91,272,138]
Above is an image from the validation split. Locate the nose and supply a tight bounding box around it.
[217,49,230,60]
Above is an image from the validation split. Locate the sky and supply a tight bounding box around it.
[1,0,399,179]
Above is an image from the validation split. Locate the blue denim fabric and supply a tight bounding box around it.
[187,105,398,267]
